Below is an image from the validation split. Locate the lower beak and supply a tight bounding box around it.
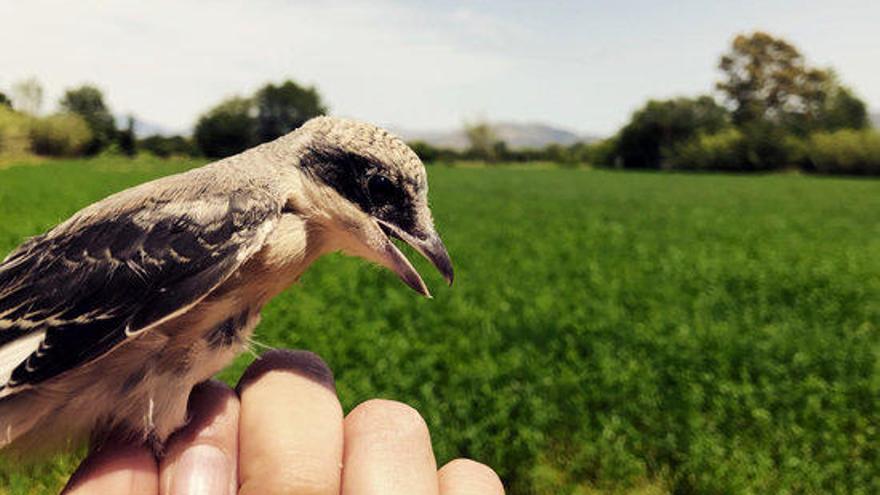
[376,220,454,297]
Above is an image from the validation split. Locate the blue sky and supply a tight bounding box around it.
[1,0,877,135]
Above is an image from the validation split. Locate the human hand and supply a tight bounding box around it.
[62,350,504,494]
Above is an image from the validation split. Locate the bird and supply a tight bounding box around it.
[0,116,453,456]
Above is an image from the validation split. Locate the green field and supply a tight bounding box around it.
[1,158,879,494]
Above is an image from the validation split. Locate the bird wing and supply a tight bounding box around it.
[0,188,279,397]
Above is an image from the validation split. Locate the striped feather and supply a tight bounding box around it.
[0,189,279,395]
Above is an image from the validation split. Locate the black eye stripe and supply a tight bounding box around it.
[299,145,417,232]
[300,146,374,211]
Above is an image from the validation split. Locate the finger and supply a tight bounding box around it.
[236,349,344,495]
[342,399,439,495]
[63,438,158,495]
[158,380,240,495]
[438,459,505,495]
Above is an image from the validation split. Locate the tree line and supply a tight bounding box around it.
[1,31,877,175]
[414,32,878,175]
[0,79,135,157]
[606,32,878,175]
[192,81,326,158]
[0,79,326,160]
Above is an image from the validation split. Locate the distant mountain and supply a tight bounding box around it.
[394,122,598,150]
[870,112,880,128]
[396,128,469,150]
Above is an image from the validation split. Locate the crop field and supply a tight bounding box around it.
[0,158,879,494]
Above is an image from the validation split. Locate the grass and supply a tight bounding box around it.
[1,157,879,494]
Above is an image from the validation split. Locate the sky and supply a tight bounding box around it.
[1,0,878,136]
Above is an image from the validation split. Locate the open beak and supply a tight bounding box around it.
[375,219,454,298]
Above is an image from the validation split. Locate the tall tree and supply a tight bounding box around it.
[59,85,117,154]
[717,32,867,134]
[255,80,327,142]
[10,77,44,115]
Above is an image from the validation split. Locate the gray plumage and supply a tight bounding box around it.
[0,116,453,455]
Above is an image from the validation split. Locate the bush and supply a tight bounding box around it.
[0,107,31,155]
[738,123,805,170]
[669,128,744,171]
[782,133,810,169]
[669,125,808,171]
[583,138,618,167]
[139,135,198,158]
[807,129,880,175]
[29,113,93,156]
[408,140,461,163]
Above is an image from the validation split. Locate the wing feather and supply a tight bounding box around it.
[0,188,279,396]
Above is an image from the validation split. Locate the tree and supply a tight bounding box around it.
[463,121,501,162]
[10,77,43,115]
[817,80,868,132]
[194,79,327,158]
[255,80,327,142]
[139,135,197,158]
[615,96,729,168]
[716,32,867,134]
[59,85,117,154]
[0,91,11,108]
[194,96,257,158]
[117,115,137,157]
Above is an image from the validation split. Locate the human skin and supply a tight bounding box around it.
[62,350,504,495]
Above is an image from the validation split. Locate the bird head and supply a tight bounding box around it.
[290,116,453,297]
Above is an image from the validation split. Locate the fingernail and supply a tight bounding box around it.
[236,349,336,394]
[171,445,232,495]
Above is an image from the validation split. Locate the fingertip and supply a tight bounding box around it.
[236,349,336,394]
[159,380,240,495]
[439,458,505,495]
[345,399,431,442]
[237,350,343,495]
[342,399,438,495]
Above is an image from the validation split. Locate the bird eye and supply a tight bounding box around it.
[367,174,398,205]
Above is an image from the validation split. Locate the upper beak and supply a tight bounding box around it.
[376,219,454,297]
